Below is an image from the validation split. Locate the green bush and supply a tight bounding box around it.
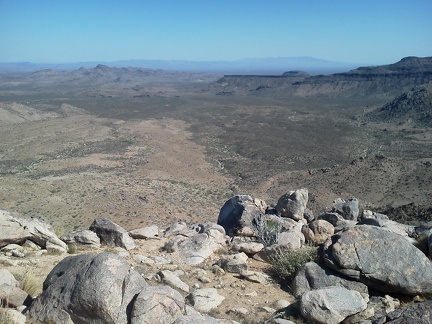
[252,214,282,247]
[269,245,319,282]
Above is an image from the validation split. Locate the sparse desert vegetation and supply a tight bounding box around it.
[0,57,431,323]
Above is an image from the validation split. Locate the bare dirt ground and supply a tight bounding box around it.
[0,102,233,232]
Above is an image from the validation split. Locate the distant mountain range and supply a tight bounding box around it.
[212,56,432,98]
[0,57,357,75]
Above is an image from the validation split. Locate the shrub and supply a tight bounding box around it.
[67,243,77,254]
[269,245,319,282]
[252,214,282,247]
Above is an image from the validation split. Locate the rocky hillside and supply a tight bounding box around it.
[1,190,432,323]
[365,82,432,127]
[210,56,432,98]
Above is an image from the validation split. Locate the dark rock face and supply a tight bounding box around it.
[217,195,262,236]
[26,252,148,324]
[89,218,136,250]
[385,300,432,324]
[332,198,359,221]
[323,225,432,295]
[292,262,368,298]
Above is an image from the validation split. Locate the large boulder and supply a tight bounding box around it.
[275,189,308,221]
[302,220,334,245]
[292,261,369,298]
[177,223,227,265]
[300,286,367,324]
[0,209,67,253]
[0,209,30,247]
[89,218,136,250]
[131,285,185,324]
[323,225,432,295]
[217,195,263,236]
[359,210,416,243]
[277,229,305,250]
[60,229,101,248]
[26,252,148,324]
[129,225,159,240]
[332,198,360,221]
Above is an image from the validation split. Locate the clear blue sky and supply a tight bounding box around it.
[0,0,431,65]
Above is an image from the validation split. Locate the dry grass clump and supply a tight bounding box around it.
[0,309,14,324]
[18,269,43,297]
[269,245,318,282]
[67,243,78,254]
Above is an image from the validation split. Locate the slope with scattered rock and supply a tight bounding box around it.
[1,188,432,323]
[365,82,432,127]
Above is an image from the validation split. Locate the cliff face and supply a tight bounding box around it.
[211,71,310,95]
[211,57,432,98]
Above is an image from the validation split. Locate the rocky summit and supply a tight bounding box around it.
[1,190,432,324]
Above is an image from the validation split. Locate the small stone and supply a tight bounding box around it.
[229,307,249,315]
[260,306,276,313]
[273,299,291,309]
[198,276,211,283]
[187,288,225,312]
[158,270,189,293]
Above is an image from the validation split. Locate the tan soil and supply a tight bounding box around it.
[0,103,233,232]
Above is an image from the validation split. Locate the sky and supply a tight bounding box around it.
[0,0,431,66]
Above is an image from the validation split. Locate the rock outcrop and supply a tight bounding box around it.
[89,217,136,250]
[292,261,369,298]
[131,285,185,324]
[1,185,431,324]
[26,252,147,323]
[323,225,432,295]
[217,195,262,236]
[300,286,367,324]
[275,188,308,221]
[0,209,67,254]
